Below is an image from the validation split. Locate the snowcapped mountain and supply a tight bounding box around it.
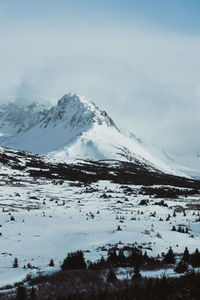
[0,93,183,176]
[0,98,199,292]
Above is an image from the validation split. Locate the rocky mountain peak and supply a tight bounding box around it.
[41,93,118,130]
[0,101,48,133]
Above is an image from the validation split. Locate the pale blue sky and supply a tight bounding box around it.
[1,0,200,33]
[0,0,200,154]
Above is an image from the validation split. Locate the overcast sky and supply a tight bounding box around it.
[0,0,200,154]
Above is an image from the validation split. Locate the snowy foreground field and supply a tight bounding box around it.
[1,155,200,289]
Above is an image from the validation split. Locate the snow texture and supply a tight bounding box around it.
[0,93,183,176]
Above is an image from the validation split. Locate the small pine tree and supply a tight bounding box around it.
[143,251,149,262]
[16,285,27,300]
[163,247,175,264]
[174,260,188,273]
[99,255,106,267]
[49,259,54,267]
[118,249,126,265]
[107,249,118,265]
[107,268,117,282]
[178,226,182,233]
[61,250,86,270]
[191,248,200,267]
[183,247,190,263]
[30,287,37,300]
[27,263,32,269]
[132,264,141,279]
[172,226,176,231]
[13,257,18,268]
[117,225,122,231]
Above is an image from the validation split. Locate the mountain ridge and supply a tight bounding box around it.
[0,93,184,176]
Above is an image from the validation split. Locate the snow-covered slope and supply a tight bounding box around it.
[170,152,200,178]
[120,129,200,178]
[0,146,199,288]
[0,101,48,135]
[143,143,200,178]
[0,93,182,176]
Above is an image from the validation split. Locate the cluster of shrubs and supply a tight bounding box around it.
[88,247,162,270]
[172,225,189,233]
[58,247,175,272]
[15,286,36,300]
[61,250,87,270]
[162,246,200,273]
[59,247,156,272]
[38,271,200,300]
[10,247,200,300]
[13,266,200,300]
[154,200,168,207]
[175,247,200,271]
[60,246,200,272]
[12,246,200,280]
[140,187,199,198]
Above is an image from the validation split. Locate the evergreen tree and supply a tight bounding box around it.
[174,260,188,273]
[99,255,106,267]
[13,257,18,268]
[117,225,122,231]
[163,247,175,264]
[118,249,126,266]
[128,247,143,267]
[30,287,37,299]
[182,247,190,263]
[61,250,86,270]
[132,264,141,279]
[16,285,27,300]
[27,263,32,269]
[49,258,54,267]
[107,249,118,265]
[143,251,149,262]
[191,248,200,267]
[106,268,117,282]
[178,226,182,233]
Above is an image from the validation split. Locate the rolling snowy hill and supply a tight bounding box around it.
[0,146,199,294]
[0,93,183,176]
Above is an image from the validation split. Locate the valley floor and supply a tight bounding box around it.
[0,163,200,289]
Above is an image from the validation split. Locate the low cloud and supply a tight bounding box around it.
[0,23,200,154]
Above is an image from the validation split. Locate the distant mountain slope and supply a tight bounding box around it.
[168,153,200,178]
[0,93,183,176]
[0,146,197,187]
[144,143,200,178]
[0,101,48,134]
[120,129,200,178]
